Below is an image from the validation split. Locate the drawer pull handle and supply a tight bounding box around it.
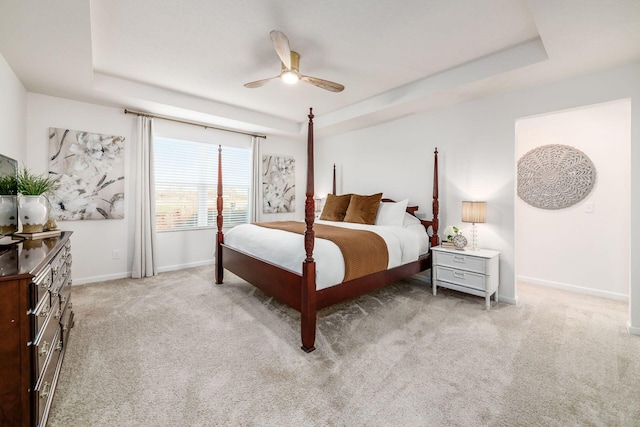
[55,340,63,351]
[39,341,49,357]
[453,271,465,279]
[40,381,51,399]
[453,256,465,263]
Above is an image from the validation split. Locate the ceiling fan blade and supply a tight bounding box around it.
[301,75,345,92]
[244,76,279,88]
[270,30,291,70]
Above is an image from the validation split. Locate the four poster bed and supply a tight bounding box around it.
[215,109,439,352]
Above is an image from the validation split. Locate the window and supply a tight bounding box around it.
[154,137,251,231]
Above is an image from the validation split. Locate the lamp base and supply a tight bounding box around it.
[470,223,479,251]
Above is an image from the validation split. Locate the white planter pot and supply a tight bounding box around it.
[0,195,18,235]
[19,195,48,233]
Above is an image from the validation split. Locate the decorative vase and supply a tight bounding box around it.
[0,195,18,235]
[19,195,48,233]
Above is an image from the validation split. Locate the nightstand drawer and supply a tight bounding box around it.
[435,266,487,291]
[434,251,487,274]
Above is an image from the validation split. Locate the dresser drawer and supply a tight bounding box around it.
[57,277,71,312]
[50,246,70,290]
[435,266,488,291]
[33,264,53,307]
[33,293,53,338]
[61,296,73,346]
[51,270,70,300]
[433,251,487,274]
[50,248,66,277]
[35,332,63,427]
[34,303,60,379]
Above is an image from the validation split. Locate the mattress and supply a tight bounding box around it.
[223,219,429,290]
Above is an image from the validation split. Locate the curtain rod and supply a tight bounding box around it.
[123,108,267,139]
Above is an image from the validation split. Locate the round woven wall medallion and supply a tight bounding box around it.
[517,144,596,210]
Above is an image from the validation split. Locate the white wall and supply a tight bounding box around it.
[0,52,27,162]
[516,100,631,299]
[27,94,136,283]
[316,61,640,335]
[25,93,306,283]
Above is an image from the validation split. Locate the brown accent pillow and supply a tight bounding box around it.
[319,193,352,221]
[343,193,383,225]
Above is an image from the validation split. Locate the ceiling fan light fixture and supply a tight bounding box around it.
[244,33,344,92]
[281,70,299,84]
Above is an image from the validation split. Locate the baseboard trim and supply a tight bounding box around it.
[73,272,130,285]
[499,295,518,305]
[157,260,214,273]
[628,322,640,336]
[517,275,628,301]
[73,261,215,285]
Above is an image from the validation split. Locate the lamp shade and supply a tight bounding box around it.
[461,201,486,223]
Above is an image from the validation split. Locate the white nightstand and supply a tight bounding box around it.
[431,246,500,310]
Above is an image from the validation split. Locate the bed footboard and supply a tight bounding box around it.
[221,244,302,310]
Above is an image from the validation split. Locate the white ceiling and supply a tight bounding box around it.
[1,0,639,137]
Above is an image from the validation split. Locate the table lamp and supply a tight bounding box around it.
[461,201,486,251]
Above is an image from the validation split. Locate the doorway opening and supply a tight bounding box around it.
[515,99,631,310]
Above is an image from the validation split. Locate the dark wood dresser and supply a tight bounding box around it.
[0,231,73,427]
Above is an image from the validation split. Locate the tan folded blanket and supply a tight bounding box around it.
[254,221,389,282]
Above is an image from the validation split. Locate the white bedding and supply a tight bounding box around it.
[224,219,429,290]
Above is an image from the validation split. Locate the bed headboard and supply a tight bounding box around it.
[330,149,440,247]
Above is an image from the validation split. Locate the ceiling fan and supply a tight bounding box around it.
[244,30,345,92]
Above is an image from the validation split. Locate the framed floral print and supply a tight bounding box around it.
[48,128,125,220]
[262,155,295,213]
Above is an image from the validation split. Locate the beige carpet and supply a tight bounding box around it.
[48,266,640,426]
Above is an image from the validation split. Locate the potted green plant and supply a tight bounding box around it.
[0,174,18,234]
[16,167,57,233]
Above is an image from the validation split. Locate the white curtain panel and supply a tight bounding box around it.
[250,136,263,222]
[132,116,158,278]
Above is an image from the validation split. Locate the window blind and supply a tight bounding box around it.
[154,137,250,231]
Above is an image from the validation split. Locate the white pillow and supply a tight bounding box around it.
[375,199,409,227]
[402,212,421,227]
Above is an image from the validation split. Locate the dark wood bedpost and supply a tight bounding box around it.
[301,108,317,353]
[332,164,336,195]
[215,145,224,284]
[431,148,440,247]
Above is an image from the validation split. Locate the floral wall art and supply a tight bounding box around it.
[48,128,125,220]
[262,155,295,213]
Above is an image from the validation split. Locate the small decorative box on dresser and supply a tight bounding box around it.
[431,246,500,310]
[0,231,73,427]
